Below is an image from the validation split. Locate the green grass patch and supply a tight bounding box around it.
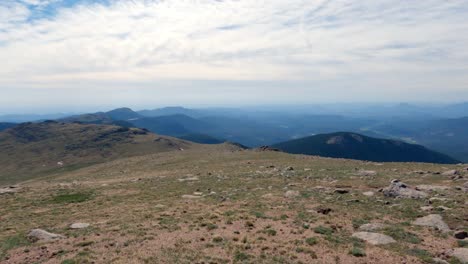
[314,226,334,236]
[383,226,421,244]
[349,247,366,257]
[52,191,93,204]
[0,233,31,260]
[305,237,318,246]
[406,248,432,263]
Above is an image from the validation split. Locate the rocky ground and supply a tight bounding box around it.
[1,150,467,263]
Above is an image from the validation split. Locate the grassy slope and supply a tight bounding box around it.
[0,122,195,184]
[0,150,466,263]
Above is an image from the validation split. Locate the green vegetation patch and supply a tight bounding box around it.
[52,191,93,204]
[0,233,31,260]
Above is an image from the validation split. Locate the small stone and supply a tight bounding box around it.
[352,232,396,245]
[285,166,294,171]
[69,223,90,229]
[358,223,386,232]
[412,214,450,232]
[178,177,199,182]
[316,207,332,215]
[432,258,449,264]
[420,206,433,212]
[442,170,458,176]
[363,191,375,197]
[284,190,300,198]
[334,189,349,194]
[27,229,65,242]
[455,231,468,240]
[182,195,202,199]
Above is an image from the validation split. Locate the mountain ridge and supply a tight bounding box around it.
[272,132,460,164]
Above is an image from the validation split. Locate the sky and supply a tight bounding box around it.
[1,0,468,113]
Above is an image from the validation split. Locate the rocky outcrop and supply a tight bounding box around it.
[383,180,428,199]
[412,214,450,232]
[27,229,65,242]
[352,232,396,245]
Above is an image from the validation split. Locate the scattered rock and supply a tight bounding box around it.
[429,197,451,203]
[69,223,90,229]
[316,207,332,215]
[437,206,451,211]
[255,146,281,152]
[334,189,349,194]
[383,179,428,199]
[420,206,433,212]
[448,248,468,263]
[351,232,396,245]
[432,258,449,264]
[284,190,300,198]
[356,170,377,176]
[442,170,458,176]
[416,185,450,191]
[358,223,386,232]
[412,214,450,232]
[178,177,199,182]
[455,231,468,240]
[27,229,65,242]
[285,166,294,171]
[0,186,20,195]
[362,191,375,197]
[182,195,202,199]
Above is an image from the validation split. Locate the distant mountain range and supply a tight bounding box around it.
[0,122,16,131]
[272,132,459,164]
[2,105,468,162]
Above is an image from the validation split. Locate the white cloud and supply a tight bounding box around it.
[0,0,468,106]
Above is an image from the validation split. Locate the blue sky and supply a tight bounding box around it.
[1,0,468,113]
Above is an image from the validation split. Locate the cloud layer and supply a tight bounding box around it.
[1,0,468,110]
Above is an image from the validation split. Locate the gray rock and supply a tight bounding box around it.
[362,191,375,197]
[181,194,202,199]
[448,248,468,263]
[442,170,458,176]
[284,190,300,198]
[27,229,65,242]
[432,258,449,264]
[70,223,90,229]
[420,206,433,212]
[412,214,450,232]
[383,179,428,199]
[0,186,20,195]
[351,232,396,245]
[358,223,386,232]
[416,185,450,191]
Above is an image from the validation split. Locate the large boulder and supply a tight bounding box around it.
[412,214,450,232]
[352,232,396,245]
[27,229,65,242]
[383,180,428,199]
